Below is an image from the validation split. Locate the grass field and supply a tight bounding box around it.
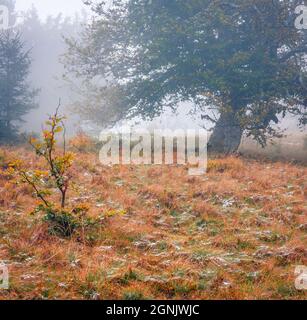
[0,144,306,300]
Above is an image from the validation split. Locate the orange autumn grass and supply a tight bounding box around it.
[0,136,306,300]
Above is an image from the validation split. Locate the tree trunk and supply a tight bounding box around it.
[208,112,243,155]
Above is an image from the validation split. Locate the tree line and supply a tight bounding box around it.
[1,0,306,154]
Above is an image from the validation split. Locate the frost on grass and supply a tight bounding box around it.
[0,148,306,300]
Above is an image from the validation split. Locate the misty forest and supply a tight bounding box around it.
[0,0,306,300]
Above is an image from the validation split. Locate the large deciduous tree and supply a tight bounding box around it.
[65,0,307,153]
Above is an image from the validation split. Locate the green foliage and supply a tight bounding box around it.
[36,203,101,239]
[0,24,38,143]
[120,269,140,285]
[65,0,306,149]
[39,205,79,238]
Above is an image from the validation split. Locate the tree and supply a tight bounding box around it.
[65,0,307,153]
[0,30,38,142]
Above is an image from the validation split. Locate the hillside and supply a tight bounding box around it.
[0,146,306,300]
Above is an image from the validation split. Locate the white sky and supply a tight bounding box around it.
[15,0,89,18]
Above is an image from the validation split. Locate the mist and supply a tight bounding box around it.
[9,1,306,139]
[13,1,89,135]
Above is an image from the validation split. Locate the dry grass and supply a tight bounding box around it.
[0,145,306,300]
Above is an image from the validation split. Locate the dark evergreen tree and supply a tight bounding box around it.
[0,30,38,142]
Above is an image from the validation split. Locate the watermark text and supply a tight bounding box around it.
[99,128,207,176]
[295,265,307,290]
[0,262,9,290]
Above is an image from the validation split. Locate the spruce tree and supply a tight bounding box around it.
[0,30,38,142]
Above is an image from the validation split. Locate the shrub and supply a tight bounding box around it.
[41,205,79,237]
[9,106,73,207]
[7,105,100,239]
[36,203,101,239]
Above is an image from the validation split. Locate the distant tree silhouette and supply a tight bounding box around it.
[0,30,38,143]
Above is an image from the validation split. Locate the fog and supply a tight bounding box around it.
[14,1,204,136]
[10,1,89,135]
[16,0,88,19]
[7,1,305,137]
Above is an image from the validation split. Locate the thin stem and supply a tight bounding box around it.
[20,171,50,208]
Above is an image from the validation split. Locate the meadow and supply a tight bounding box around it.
[0,135,306,300]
